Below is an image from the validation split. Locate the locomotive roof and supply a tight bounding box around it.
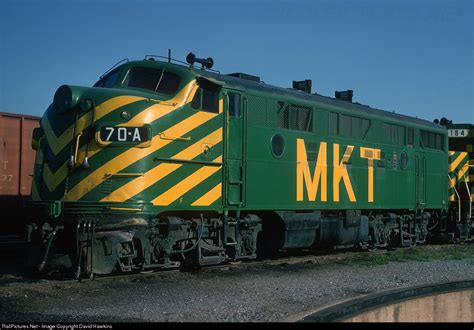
[197,68,445,132]
[127,59,446,132]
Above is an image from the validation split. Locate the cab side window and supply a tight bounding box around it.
[228,92,241,117]
[191,87,219,113]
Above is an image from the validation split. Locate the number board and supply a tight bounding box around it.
[448,129,469,138]
[98,126,151,144]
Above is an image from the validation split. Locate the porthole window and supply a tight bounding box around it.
[271,134,285,158]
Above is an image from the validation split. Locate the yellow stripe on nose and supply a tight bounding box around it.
[152,156,222,206]
[42,161,68,192]
[100,127,223,202]
[65,111,218,201]
[191,183,222,206]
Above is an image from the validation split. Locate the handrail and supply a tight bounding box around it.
[462,173,472,219]
[448,173,462,223]
[73,133,82,166]
[158,132,191,142]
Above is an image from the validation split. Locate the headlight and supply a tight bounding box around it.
[53,85,80,113]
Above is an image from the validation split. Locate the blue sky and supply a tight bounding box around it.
[1,0,472,123]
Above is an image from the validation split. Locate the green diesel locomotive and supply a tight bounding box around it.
[28,53,467,277]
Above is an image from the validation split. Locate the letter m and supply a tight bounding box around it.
[296,139,327,202]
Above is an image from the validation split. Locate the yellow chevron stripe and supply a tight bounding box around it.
[95,96,146,120]
[125,80,198,125]
[449,164,470,188]
[191,183,222,206]
[457,164,469,180]
[43,95,144,156]
[42,162,68,192]
[449,194,455,202]
[152,156,222,206]
[65,111,218,201]
[42,115,74,155]
[100,127,223,202]
[39,141,104,193]
[448,152,468,172]
[449,177,456,188]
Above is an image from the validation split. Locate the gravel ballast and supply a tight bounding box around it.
[0,247,473,322]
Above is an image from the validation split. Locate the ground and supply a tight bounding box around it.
[0,245,473,322]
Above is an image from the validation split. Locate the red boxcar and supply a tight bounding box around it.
[0,112,40,236]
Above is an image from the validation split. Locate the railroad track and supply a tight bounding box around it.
[2,242,471,288]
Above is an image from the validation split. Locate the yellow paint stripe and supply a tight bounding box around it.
[449,194,455,201]
[449,164,470,188]
[448,152,467,172]
[449,177,456,188]
[100,127,223,202]
[152,156,222,206]
[95,96,146,120]
[65,111,218,201]
[42,162,68,192]
[126,81,198,125]
[191,183,222,206]
[42,115,75,155]
[457,164,469,180]
[43,95,144,155]
[39,141,103,192]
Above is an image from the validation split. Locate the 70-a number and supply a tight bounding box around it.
[104,127,142,142]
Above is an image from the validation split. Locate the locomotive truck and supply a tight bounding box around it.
[27,53,472,277]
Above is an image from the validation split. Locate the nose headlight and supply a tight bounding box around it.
[53,85,81,113]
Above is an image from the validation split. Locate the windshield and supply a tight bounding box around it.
[93,69,121,88]
[123,66,181,95]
